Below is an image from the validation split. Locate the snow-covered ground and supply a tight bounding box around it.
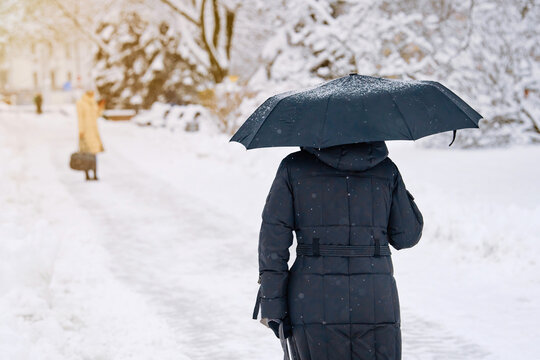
[0,106,539,359]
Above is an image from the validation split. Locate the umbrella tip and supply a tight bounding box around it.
[349,73,358,76]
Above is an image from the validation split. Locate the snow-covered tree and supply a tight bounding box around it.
[94,11,206,109]
[156,0,240,84]
[92,0,241,109]
[0,1,22,45]
[0,0,115,50]
[249,0,540,147]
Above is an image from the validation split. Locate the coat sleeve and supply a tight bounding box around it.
[387,168,424,250]
[258,159,295,320]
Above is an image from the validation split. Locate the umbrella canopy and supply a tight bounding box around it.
[230,74,482,149]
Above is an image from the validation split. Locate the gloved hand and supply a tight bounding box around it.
[267,317,292,339]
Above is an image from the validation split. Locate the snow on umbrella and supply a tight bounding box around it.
[230,73,483,149]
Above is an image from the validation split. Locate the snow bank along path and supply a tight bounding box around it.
[0,108,189,360]
[1,106,539,359]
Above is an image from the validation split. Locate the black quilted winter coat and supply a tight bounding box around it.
[257,141,423,360]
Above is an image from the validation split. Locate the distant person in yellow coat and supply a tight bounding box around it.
[77,87,105,181]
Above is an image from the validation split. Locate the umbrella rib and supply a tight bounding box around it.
[318,92,334,148]
[424,82,481,128]
[246,80,344,148]
[390,94,415,140]
[245,96,287,149]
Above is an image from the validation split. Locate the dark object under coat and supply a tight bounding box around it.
[256,141,423,360]
[230,73,482,149]
[70,152,96,171]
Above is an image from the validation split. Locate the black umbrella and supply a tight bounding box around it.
[230,74,482,149]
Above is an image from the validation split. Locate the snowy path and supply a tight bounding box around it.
[58,142,261,359]
[2,107,539,359]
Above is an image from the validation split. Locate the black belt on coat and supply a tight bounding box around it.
[296,238,391,257]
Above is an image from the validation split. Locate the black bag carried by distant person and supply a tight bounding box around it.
[70,152,95,171]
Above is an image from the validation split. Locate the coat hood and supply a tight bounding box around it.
[301,141,389,171]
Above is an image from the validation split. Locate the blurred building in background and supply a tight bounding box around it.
[0,36,93,105]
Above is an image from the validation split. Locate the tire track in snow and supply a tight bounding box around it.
[401,310,491,359]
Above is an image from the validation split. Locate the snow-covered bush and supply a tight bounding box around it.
[197,76,259,133]
[247,0,540,147]
[132,102,220,134]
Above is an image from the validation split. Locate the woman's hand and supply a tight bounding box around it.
[266,317,292,339]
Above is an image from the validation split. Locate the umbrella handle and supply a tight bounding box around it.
[278,321,291,360]
[448,130,457,146]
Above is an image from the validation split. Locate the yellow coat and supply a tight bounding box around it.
[77,93,104,154]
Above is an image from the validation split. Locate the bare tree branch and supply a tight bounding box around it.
[224,8,234,59]
[445,0,475,65]
[522,106,540,134]
[200,0,226,82]
[49,0,110,55]
[212,0,220,48]
[159,0,235,82]
[158,0,199,25]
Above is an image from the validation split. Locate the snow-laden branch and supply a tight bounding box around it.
[200,0,224,81]
[157,0,233,83]
[158,0,199,25]
[50,0,111,56]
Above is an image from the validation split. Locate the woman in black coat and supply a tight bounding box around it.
[254,141,423,360]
